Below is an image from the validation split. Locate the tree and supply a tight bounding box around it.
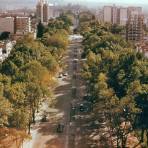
[0,32,10,40]
[37,21,45,38]
[81,20,148,147]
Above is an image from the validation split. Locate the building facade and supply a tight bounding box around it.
[36,0,43,22]
[119,8,128,26]
[103,6,112,23]
[112,5,118,24]
[102,6,143,27]
[15,16,31,35]
[36,0,51,23]
[128,7,142,18]
[126,14,144,42]
[0,17,15,33]
[43,3,49,23]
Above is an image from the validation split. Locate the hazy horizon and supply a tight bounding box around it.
[0,0,148,11]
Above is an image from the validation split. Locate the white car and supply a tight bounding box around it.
[58,74,63,78]
[63,72,68,76]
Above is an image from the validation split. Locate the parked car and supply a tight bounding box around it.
[56,123,65,133]
[63,72,68,76]
[79,101,93,113]
[58,73,63,78]
[41,115,47,122]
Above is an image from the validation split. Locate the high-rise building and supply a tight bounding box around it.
[36,0,44,22]
[43,2,49,23]
[128,7,142,18]
[96,9,103,23]
[0,17,15,34]
[103,6,112,23]
[15,16,31,35]
[112,5,118,24]
[126,14,144,42]
[36,0,50,23]
[48,4,54,19]
[102,5,143,27]
[119,8,128,26]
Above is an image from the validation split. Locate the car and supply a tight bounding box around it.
[41,115,47,122]
[73,59,78,62]
[78,101,93,112]
[58,73,63,78]
[79,103,85,112]
[56,123,65,133]
[63,72,68,76]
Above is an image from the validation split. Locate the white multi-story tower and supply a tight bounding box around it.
[128,7,142,18]
[103,6,112,23]
[119,8,128,26]
[112,5,118,24]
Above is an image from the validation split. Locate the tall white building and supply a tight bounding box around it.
[102,5,143,27]
[48,4,54,19]
[119,8,128,26]
[128,7,142,17]
[112,5,118,24]
[96,9,103,23]
[103,6,112,23]
[0,17,15,34]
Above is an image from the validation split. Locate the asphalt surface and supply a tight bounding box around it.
[23,37,85,148]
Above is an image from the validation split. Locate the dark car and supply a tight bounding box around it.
[79,103,85,112]
[41,115,47,122]
[79,101,93,113]
[57,123,65,133]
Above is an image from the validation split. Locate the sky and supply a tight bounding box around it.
[79,0,148,5]
[0,0,148,10]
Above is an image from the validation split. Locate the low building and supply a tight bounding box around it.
[15,16,31,35]
[0,17,15,33]
[136,42,148,58]
[0,41,15,62]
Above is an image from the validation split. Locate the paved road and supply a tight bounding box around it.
[23,37,83,148]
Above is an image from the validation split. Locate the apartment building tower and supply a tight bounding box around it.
[119,8,128,26]
[103,6,112,23]
[102,6,142,27]
[36,0,43,22]
[128,7,142,17]
[126,14,144,42]
[36,0,49,23]
[112,5,118,24]
[43,2,49,23]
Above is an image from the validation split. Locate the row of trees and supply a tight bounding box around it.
[80,20,148,147]
[0,14,72,140]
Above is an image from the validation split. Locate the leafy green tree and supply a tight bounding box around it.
[37,21,45,38]
[0,83,11,127]
[0,31,10,40]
